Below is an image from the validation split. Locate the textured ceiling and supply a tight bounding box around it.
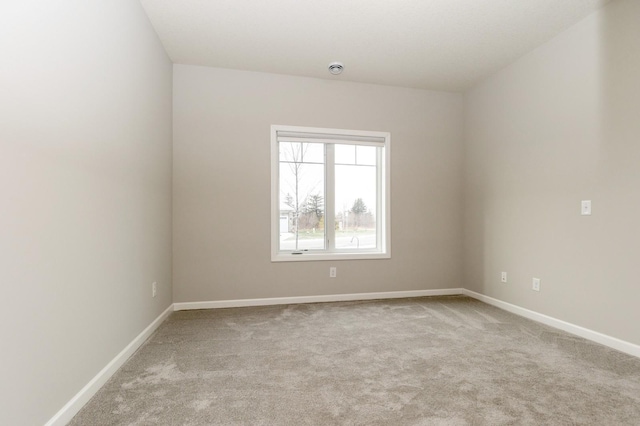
[139,0,611,92]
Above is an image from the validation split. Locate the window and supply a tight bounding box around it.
[271,125,390,261]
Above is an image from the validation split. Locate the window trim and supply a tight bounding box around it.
[271,125,391,262]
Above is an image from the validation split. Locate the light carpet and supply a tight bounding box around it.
[69,296,640,425]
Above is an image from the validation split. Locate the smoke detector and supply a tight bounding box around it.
[328,62,344,75]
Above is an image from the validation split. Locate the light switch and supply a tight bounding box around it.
[581,200,591,216]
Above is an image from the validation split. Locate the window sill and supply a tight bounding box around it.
[271,251,391,262]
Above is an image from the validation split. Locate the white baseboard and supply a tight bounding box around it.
[462,289,640,358]
[173,288,464,311]
[45,304,174,426]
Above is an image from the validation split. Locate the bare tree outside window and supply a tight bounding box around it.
[279,142,324,250]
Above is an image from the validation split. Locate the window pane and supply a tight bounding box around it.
[335,161,377,249]
[356,145,377,166]
[279,142,324,164]
[279,145,325,251]
[303,143,324,163]
[335,144,355,165]
[279,142,298,162]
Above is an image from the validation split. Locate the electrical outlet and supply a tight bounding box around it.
[501,272,507,283]
[329,267,337,278]
[532,278,540,292]
[152,282,157,297]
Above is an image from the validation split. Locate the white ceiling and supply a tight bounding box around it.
[139,0,610,92]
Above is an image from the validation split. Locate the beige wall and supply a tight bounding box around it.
[5,1,637,422]
[0,1,173,424]
[463,0,640,345]
[173,65,464,302]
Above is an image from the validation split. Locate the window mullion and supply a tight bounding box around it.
[325,144,335,251]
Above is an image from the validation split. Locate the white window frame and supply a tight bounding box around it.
[271,125,391,262]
